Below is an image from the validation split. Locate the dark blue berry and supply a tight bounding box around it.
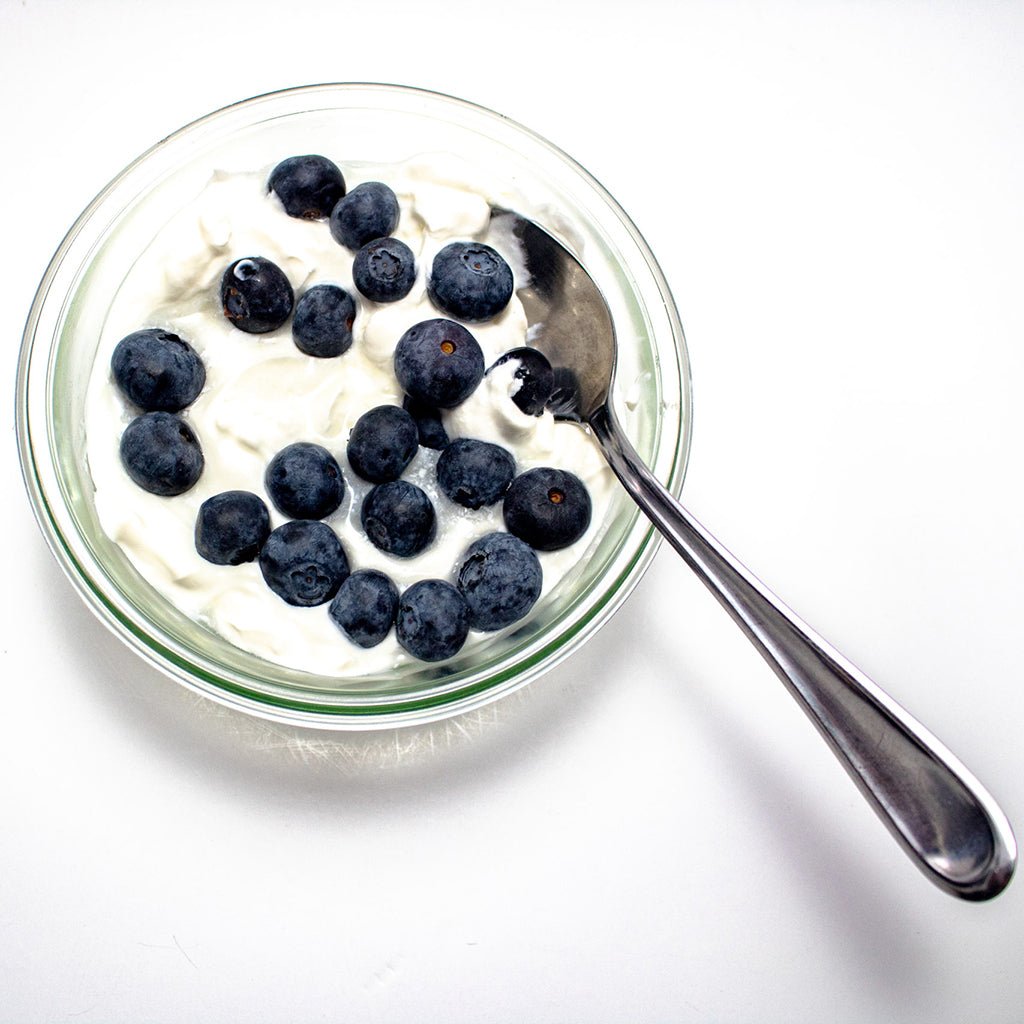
[396,579,470,662]
[195,490,271,565]
[328,569,399,648]
[292,284,355,358]
[427,241,513,323]
[352,237,416,303]
[268,155,346,220]
[547,366,583,421]
[457,532,543,631]
[394,318,484,409]
[360,480,436,558]
[436,438,515,509]
[329,181,400,250]
[346,405,418,484]
[503,467,592,551]
[488,347,554,417]
[264,442,344,520]
[402,394,450,450]
[258,520,350,607]
[119,411,203,496]
[221,257,294,334]
[111,328,205,412]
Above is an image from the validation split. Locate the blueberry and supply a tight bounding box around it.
[221,257,294,334]
[394,318,484,409]
[488,347,554,417]
[195,490,271,566]
[503,467,592,551]
[457,532,543,631]
[328,569,399,648]
[352,237,416,303]
[292,284,355,358]
[346,404,419,484]
[402,394,450,450]
[258,520,350,607]
[268,155,346,220]
[111,328,206,412]
[329,181,400,251]
[547,366,583,421]
[119,411,203,496]
[427,241,513,323]
[360,480,436,558]
[396,579,470,662]
[264,442,345,520]
[436,438,515,510]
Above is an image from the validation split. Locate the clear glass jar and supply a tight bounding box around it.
[16,83,692,727]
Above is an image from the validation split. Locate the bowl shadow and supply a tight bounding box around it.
[40,538,630,813]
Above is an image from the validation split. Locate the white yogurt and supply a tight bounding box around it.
[84,156,616,676]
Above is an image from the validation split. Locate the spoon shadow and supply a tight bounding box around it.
[641,558,936,994]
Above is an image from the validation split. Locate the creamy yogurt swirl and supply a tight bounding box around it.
[85,155,616,676]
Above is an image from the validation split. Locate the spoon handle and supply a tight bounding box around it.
[590,403,1016,900]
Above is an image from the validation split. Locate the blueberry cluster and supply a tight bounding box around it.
[112,329,206,496]
[112,154,596,664]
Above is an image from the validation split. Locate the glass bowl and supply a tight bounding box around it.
[16,83,691,728]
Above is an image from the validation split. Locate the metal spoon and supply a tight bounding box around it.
[489,208,1016,901]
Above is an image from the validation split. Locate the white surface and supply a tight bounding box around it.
[3,2,1022,1021]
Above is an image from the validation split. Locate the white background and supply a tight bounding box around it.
[3,1,1023,1021]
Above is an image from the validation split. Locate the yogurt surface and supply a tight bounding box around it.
[84,155,616,677]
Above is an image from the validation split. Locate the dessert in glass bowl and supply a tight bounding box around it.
[16,84,690,726]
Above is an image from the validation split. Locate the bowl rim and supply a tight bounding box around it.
[15,81,693,730]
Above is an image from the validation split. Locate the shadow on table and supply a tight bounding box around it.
[633,568,942,1003]
[45,541,628,805]
[47,541,943,1001]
